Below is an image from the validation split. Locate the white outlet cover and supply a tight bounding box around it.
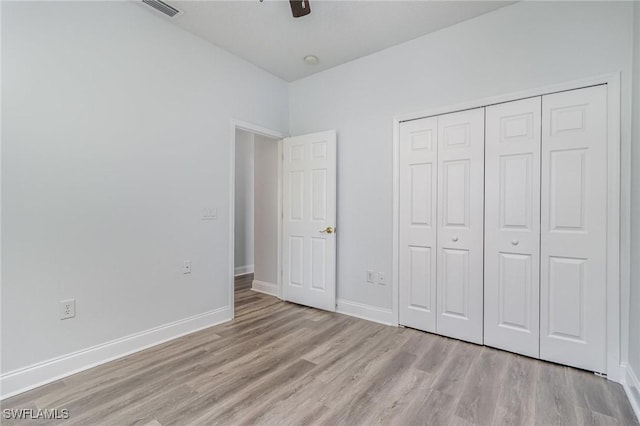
[377,273,386,285]
[59,299,76,320]
[183,260,192,274]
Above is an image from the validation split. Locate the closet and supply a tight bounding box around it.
[398,84,609,373]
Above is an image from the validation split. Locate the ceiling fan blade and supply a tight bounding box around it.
[289,0,311,18]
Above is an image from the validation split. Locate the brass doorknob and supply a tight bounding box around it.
[320,226,335,234]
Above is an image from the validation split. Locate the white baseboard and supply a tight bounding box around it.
[0,306,232,400]
[622,363,640,422]
[336,299,395,326]
[234,265,254,276]
[252,280,277,296]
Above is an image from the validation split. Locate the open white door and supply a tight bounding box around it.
[282,130,337,311]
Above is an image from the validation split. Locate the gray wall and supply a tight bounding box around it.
[234,130,254,272]
[1,1,288,375]
[253,135,279,285]
[289,1,634,320]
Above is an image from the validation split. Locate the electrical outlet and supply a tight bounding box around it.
[59,299,76,320]
[183,260,192,274]
[366,270,375,283]
[377,272,386,285]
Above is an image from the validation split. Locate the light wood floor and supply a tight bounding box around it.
[2,274,638,425]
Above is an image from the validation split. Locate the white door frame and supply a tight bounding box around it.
[229,119,287,318]
[392,73,623,382]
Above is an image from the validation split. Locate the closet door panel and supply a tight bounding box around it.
[399,117,438,332]
[540,85,607,373]
[436,108,484,344]
[484,97,541,358]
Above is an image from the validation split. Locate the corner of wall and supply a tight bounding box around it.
[251,280,277,296]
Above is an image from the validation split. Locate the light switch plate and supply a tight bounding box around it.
[201,208,218,220]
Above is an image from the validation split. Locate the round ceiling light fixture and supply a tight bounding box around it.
[303,55,319,65]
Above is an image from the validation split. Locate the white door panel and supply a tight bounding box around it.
[540,85,607,372]
[436,108,484,344]
[399,117,438,332]
[484,97,541,358]
[282,131,337,311]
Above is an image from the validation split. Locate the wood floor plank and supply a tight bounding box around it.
[431,339,479,397]
[575,405,623,426]
[194,359,317,425]
[365,365,434,425]
[535,363,579,425]
[414,333,455,374]
[493,352,538,426]
[312,329,410,403]
[568,366,620,418]
[2,273,637,426]
[454,346,508,425]
[416,388,459,425]
[608,381,640,425]
[99,384,198,426]
[320,350,417,425]
[0,381,67,410]
[158,318,351,424]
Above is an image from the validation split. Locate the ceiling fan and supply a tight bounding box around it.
[289,0,311,18]
[259,0,310,18]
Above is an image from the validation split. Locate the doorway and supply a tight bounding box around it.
[231,123,283,316]
[229,120,339,318]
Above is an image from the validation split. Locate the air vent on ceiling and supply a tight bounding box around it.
[141,0,182,18]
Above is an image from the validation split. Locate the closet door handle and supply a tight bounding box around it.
[511,240,519,246]
[452,236,459,242]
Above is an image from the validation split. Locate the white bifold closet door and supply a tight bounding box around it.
[436,108,485,344]
[484,97,541,358]
[399,108,484,343]
[399,85,608,371]
[399,117,438,332]
[540,85,608,373]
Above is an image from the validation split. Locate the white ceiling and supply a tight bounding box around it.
[162,1,514,82]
